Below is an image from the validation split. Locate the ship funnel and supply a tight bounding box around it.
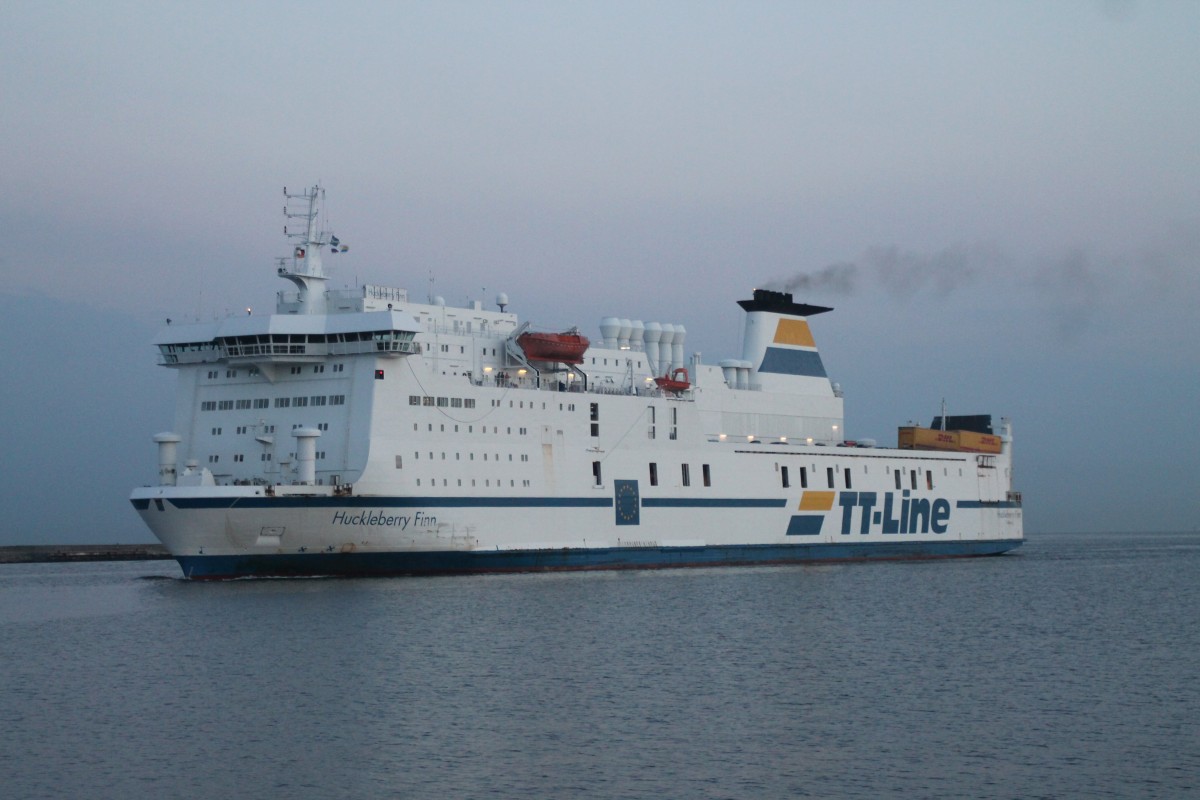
[618,319,633,349]
[737,289,833,393]
[153,432,182,486]
[292,427,322,485]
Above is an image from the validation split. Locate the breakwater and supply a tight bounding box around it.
[0,544,171,564]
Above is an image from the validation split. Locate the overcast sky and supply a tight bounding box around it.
[2,0,1197,544]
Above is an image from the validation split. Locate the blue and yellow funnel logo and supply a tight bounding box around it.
[759,319,826,377]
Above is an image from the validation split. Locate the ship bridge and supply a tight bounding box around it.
[155,310,420,369]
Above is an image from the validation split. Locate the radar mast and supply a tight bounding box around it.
[277,185,330,314]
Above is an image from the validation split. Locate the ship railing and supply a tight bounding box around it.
[469,373,686,400]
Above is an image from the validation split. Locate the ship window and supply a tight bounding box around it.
[590,423,599,437]
[827,467,834,489]
[294,397,308,407]
[592,461,602,486]
[926,470,934,490]
[781,466,790,488]
[452,398,463,408]
[800,467,808,488]
[274,398,290,408]
[409,396,421,405]
[422,397,434,406]
[437,397,448,407]
[682,464,691,487]
[464,399,475,409]
[895,469,902,490]
[254,399,269,409]
[703,464,711,487]
[649,463,658,486]
[590,403,599,421]
[844,468,852,489]
[910,470,918,490]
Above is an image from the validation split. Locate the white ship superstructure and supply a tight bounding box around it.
[131,187,1023,578]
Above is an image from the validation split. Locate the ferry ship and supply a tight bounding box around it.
[130,186,1023,578]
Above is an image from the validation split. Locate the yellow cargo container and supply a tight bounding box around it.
[898,426,1002,454]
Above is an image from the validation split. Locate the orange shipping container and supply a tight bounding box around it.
[897,427,1001,454]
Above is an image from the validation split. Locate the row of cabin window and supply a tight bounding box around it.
[404,452,531,465]
[201,395,346,411]
[409,395,478,409]
[209,423,327,436]
[415,478,532,488]
[207,451,326,464]
[204,365,346,379]
[780,465,940,491]
[589,462,713,488]
[412,423,530,435]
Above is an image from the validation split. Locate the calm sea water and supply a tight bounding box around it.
[2,532,1197,799]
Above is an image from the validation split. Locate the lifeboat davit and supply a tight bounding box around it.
[517,329,590,364]
[654,367,691,393]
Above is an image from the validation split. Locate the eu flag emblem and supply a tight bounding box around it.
[614,480,640,526]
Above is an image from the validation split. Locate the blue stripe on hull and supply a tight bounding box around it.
[175,539,1024,579]
[166,496,615,510]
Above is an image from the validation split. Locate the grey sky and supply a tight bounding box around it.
[1,1,1197,543]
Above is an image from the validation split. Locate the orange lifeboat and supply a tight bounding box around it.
[654,367,691,393]
[517,329,590,364]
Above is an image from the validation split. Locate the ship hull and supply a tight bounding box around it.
[174,539,1023,579]
[131,487,1023,579]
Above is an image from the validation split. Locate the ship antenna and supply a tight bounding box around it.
[278,185,330,314]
